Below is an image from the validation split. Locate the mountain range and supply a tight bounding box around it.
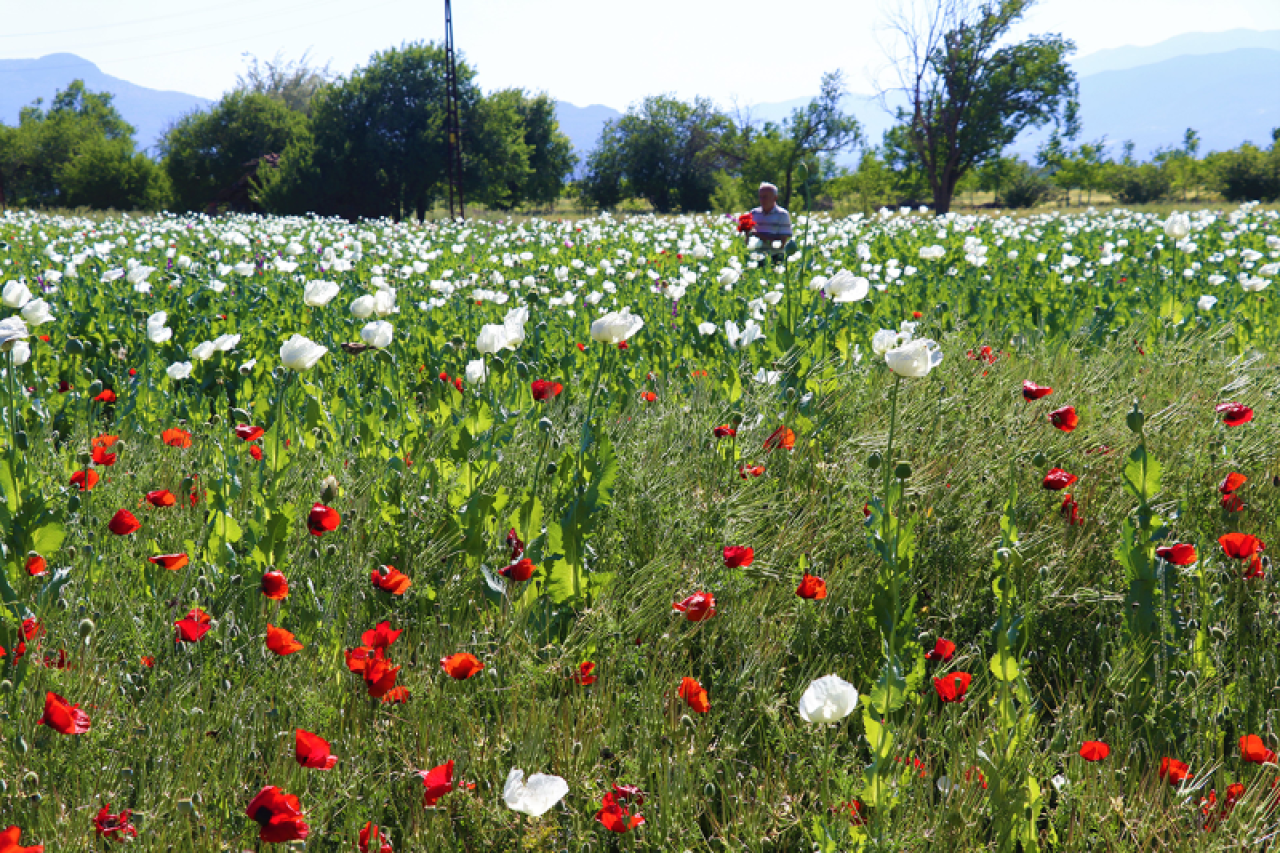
[2,30,1278,166]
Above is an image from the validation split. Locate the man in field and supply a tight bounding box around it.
[748,182,793,262]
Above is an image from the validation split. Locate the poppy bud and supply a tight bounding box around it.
[66,338,84,355]
[89,380,104,396]
[78,618,95,638]
[1032,451,1046,467]
[1126,402,1144,434]
[66,546,78,560]
[67,494,80,512]
[515,361,529,379]
[785,388,796,401]
[894,461,912,480]
[866,452,881,470]
[14,431,27,450]
[546,462,557,475]
[77,451,91,465]
[325,544,338,557]
[538,417,553,434]
[180,477,194,493]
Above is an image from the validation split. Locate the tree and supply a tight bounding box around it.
[879,0,1076,214]
[482,90,576,210]
[236,51,334,116]
[258,42,542,220]
[581,95,730,213]
[160,91,310,212]
[0,80,167,210]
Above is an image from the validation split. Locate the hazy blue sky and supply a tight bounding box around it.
[4,0,1280,107]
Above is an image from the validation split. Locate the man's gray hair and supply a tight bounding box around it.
[759,182,778,194]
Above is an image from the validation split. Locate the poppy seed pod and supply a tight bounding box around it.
[538,417,553,433]
[867,452,881,470]
[66,338,84,355]
[89,380,103,396]
[894,461,912,480]
[1126,402,1144,434]
[78,619,95,638]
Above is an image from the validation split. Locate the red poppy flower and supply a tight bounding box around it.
[911,311,923,319]
[966,346,999,365]
[1079,740,1110,761]
[441,652,484,679]
[737,212,756,233]
[572,661,597,685]
[1221,493,1245,512]
[596,790,645,833]
[1042,468,1077,491]
[1022,380,1053,400]
[1159,757,1191,784]
[37,691,91,734]
[678,676,710,713]
[1220,472,1247,494]
[723,546,754,568]
[641,390,657,402]
[380,685,410,704]
[362,621,402,650]
[146,489,177,507]
[359,822,393,853]
[530,380,563,401]
[91,446,117,466]
[24,555,46,577]
[306,503,340,536]
[1060,492,1081,525]
[420,760,463,806]
[235,424,265,442]
[266,624,303,656]
[93,388,117,403]
[1155,544,1197,566]
[925,638,956,662]
[1048,406,1078,432]
[506,527,525,560]
[245,786,309,843]
[0,826,43,853]
[1220,533,1265,560]
[94,805,137,842]
[933,672,972,703]
[149,553,189,571]
[618,341,629,351]
[576,342,586,352]
[249,444,264,461]
[344,646,373,673]
[499,558,536,582]
[371,565,412,594]
[175,608,211,643]
[161,428,192,448]
[713,424,737,438]
[738,463,765,478]
[1215,402,1254,427]
[611,783,644,805]
[70,470,100,491]
[295,728,338,769]
[261,571,289,600]
[672,591,716,622]
[363,653,401,698]
[764,425,796,451]
[795,573,828,600]
[1240,734,1276,764]
[140,656,155,668]
[840,800,870,826]
[107,509,141,535]
[58,379,71,392]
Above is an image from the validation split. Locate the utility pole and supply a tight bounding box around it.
[444,0,465,220]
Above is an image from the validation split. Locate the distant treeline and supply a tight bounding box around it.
[1,32,1278,218]
[0,44,577,219]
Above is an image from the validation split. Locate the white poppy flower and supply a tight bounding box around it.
[2,281,32,308]
[279,334,328,371]
[166,361,193,380]
[590,307,644,345]
[304,280,341,307]
[885,338,943,378]
[503,768,568,818]
[798,675,859,724]
[361,320,393,348]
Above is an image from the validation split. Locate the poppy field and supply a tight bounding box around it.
[0,203,1277,851]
